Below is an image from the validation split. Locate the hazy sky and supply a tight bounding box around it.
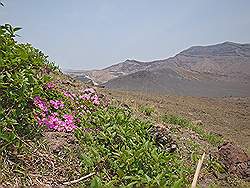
[1,0,250,70]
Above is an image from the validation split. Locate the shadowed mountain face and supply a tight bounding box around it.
[67,42,250,97]
[105,68,250,97]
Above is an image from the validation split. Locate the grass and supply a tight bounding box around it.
[139,105,155,116]
[0,133,81,186]
[162,114,223,146]
[0,95,196,187]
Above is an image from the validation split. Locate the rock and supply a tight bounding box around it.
[96,84,105,88]
[218,142,250,180]
[150,124,177,152]
[121,103,130,109]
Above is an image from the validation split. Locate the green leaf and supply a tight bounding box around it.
[90,176,102,188]
[13,27,22,32]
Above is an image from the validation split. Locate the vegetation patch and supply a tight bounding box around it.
[0,23,57,151]
[75,106,192,187]
[162,114,223,146]
[139,105,155,116]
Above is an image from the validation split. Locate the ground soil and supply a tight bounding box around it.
[103,89,250,154]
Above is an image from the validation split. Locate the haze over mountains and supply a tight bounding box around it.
[66,42,250,97]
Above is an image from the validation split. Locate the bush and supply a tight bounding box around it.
[75,106,191,187]
[0,24,56,150]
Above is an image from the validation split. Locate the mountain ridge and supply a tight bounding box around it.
[66,41,250,96]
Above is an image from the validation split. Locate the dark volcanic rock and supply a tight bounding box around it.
[218,142,250,180]
[150,124,177,152]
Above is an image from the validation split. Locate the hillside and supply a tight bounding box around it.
[105,68,250,97]
[104,90,250,153]
[1,25,250,187]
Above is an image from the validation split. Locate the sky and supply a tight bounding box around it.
[1,0,250,70]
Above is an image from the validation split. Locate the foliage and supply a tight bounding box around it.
[75,106,191,187]
[0,24,57,150]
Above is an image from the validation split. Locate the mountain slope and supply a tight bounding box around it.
[66,42,250,96]
[103,42,250,96]
[82,59,159,84]
[104,68,250,97]
[173,42,250,82]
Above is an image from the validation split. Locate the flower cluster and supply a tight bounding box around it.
[46,113,76,132]
[33,93,76,132]
[63,91,75,100]
[34,109,76,132]
[33,84,104,132]
[50,100,64,109]
[34,96,48,112]
[80,88,100,105]
[44,82,55,90]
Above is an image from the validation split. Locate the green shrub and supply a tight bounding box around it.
[75,106,191,187]
[0,24,56,150]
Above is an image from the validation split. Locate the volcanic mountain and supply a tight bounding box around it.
[67,42,250,97]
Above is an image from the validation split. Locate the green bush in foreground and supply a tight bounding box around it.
[0,24,56,150]
[76,106,192,187]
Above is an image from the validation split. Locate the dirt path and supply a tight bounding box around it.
[104,90,250,153]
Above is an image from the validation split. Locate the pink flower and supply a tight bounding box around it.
[63,114,74,123]
[79,94,91,100]
[51,112,58,117]
[38,118,44,126]
[45,82,55,89]
[41,112,46,118]
[57,124,66,132]
[63,91,75,100]
[65,124,77,132]
[34,96,48,112]
[33,97,77,132]
[91,95,100,105]
[50,100,64,109]
[93,99,100,105]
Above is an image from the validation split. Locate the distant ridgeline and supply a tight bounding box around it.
[66,42,250,97]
